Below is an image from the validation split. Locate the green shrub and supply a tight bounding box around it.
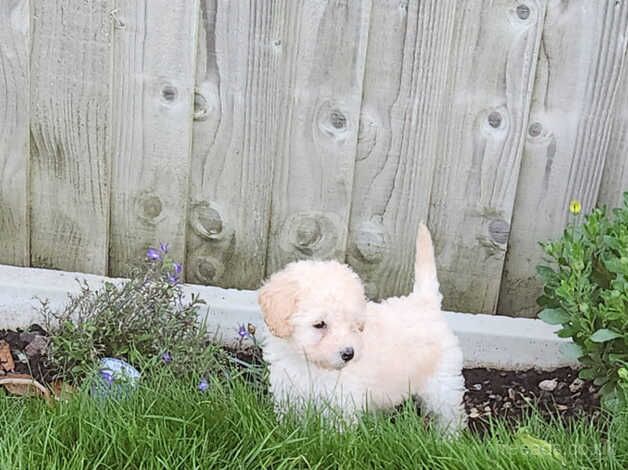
[537,192,627,407]
[41,244,221,383]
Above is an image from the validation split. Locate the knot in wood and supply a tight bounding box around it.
[293,216,322,253]
[488,111,502,128]
[353,224,386,263]
[190,202,223,240]
[192,255,224,284]
[142,195,162,219]
[193,92,209,121]
[330,110,347,130]
[516,4,530,20]
[528,121,542,137]
[161,84,178,103]
[488,219,510,245]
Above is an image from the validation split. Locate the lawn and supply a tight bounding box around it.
[1,364,626,470]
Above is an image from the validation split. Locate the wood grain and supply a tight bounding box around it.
[0,0,29,266]
[30,0,113,273]
[347,0,457,299]
[598,43,628,210]
[499,0,628,317]
[109,0,199,276]
[427,0,545,313]
[186,0,280,288]
[265,0,371,276]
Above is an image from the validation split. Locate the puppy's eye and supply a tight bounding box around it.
[313,321,327,329]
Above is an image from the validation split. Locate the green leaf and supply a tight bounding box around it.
[560,343,583,360]
[590,329,622,343]
[538,308,569,325]
[578,368,596,380]
[536,265,556,283]
[593,376,609,386]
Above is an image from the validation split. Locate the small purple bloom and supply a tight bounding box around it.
[146,247,161,262]
[237,324,249,339]
[173,262,182,275]
[159,242,170,254]
[198,377,209,392]
[167,273,180,285]
[99,368,115,386]
[161,352,172,364]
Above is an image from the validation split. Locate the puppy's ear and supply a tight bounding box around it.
[258,273,299,338]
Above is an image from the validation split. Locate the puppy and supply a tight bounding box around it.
[258,223,466,431]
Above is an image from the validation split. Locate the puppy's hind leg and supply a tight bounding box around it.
[418,354,467,434]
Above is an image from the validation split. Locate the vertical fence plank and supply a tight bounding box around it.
[347,0,456,299]
[426,0,545,313]
[499,1,628,317]
[0,0,29,266]
[598,56,628,210]
[186,0,279,288]
[109,0,200,276]
[30,0,113,273]
[265,0,371,275]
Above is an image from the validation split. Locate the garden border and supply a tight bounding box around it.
[0,265,577,370]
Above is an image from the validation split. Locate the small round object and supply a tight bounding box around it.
[91,357,141,400]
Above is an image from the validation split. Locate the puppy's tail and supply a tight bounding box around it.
[412,222,441,303]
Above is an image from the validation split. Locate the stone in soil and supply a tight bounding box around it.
[463,367,600,434]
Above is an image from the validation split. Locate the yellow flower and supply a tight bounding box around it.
[569,199,582,215]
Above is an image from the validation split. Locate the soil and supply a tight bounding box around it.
[2,326,601,433]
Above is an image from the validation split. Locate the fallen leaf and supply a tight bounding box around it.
[0,373,51,399]
[49,380,77,400]
[0,340,15,372]
[515,429,565,464]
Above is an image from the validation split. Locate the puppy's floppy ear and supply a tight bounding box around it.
[258,272,300,338]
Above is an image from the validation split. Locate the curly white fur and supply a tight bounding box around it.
[258,224,466,432]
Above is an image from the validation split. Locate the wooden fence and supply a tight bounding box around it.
[1,0,627,318]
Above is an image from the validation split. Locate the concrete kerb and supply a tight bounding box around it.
[0,264,578,371]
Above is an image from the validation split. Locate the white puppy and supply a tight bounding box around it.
[258,224,466,431]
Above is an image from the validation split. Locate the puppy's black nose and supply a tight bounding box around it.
[340,347,354,362]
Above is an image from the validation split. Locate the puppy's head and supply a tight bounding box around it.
[258,260,367,370]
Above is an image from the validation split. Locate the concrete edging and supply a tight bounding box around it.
[0,264,577,371]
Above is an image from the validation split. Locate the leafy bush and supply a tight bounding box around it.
[537,192,627,407]
[42,244,221,383]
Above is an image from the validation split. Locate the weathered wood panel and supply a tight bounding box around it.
[427,0,545,313]
[0,0,29,266]
[265,0,371,276]
[347,0,456,299]
[186,0,279,288]
[499,0,628,318]
[109,1,199,276]
[598,50,628,210]
[30,0,113,273]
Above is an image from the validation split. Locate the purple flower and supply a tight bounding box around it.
[167,273,180,286]
[161,352,172,364]
[99,368,115,386]
[173,263,182,275]
[160,242,170,254]
[146,247,161,262]
[198,377,209,392]
[237,324,249,339]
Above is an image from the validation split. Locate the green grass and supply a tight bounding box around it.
[1,367,626,470]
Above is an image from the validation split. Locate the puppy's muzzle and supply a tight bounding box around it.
[340,347,354,362]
